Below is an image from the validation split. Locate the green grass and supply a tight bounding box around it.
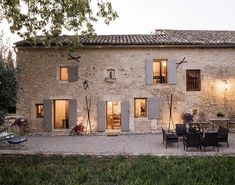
[0,155,235,185]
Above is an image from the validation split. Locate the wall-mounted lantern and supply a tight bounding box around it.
[224,81,229,91]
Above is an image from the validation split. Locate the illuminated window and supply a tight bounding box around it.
[60,67,69,81]
[186,70,201,91]
[36,104,44,118]
[134,98,147,118]
[153,59,167,84]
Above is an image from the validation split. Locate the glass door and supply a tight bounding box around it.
[106,101,121,129]
[54,100,69,129]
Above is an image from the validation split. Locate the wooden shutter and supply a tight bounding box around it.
[121,101,130,132]
[69,99,77,129]
[43,99,53,131]
[167,60,177,85]
[97,101,106,132]
[68,66,78,82]
[147,97,163,119]
[145,59,153,85]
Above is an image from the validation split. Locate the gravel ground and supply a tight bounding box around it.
[1,133,235,156]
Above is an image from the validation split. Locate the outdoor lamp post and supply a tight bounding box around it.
[83,80,92,133]
[223,80,229,116]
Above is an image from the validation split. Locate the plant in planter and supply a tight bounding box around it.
[217,112,225,117]
[181,113,194,124]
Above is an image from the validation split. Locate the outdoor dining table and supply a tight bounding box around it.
[208,117,230,130]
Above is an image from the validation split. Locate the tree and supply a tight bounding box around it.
[0,0,118,47]
[0,33,17,125]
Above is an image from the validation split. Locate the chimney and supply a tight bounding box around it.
[155,30,165,36]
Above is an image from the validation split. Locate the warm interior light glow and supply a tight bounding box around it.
[224,81,229,91]
[54,100,69,129]
[106,101,121,129]
[162,60,167,67]
[134,98,147,117]
[60,67,69,81]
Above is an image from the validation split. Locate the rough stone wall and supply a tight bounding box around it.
[16,47,235,132]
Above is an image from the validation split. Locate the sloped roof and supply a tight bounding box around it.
[15,29,235,48]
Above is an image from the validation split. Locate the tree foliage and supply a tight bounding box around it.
[0,0,118,47]
[0,33,17,125]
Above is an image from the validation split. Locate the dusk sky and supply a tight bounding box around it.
[1,0,235,44]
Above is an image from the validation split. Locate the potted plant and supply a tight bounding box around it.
[216,112,225,118]
[181,113,194,124]
[181,113,194,130]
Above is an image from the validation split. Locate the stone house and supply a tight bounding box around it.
[15,30,235,133]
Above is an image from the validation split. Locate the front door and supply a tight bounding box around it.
[106,101,121,129]
[54,100,69,129]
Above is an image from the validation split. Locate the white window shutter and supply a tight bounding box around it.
[121,101,130,132]
[167,60,177,85]
[97,101,106,132]
[43,99,53,131]
[147,97,163,119]
[68,66,78,82]
[69,99,77,129]
[145,59,153,85]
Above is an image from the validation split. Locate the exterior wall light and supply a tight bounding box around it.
[224,81,229,91]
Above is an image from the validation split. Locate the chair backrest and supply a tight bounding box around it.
[218,126,229,134]
[176,124,186,133]
[186,133,201,147]
[229,114,235,123]
[204,132,217,146]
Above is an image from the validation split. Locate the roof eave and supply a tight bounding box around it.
[15,44,235,49]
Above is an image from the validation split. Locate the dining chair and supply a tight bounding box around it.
[183,133,201,151]
[162,128,179,149]
[217,126,229,147]
[175,124,187,138]
[201,132,219,152]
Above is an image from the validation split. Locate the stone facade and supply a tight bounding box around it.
[16,46,235,132]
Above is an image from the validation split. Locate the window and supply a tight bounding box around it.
[186,70,201,91]
[36,104,44,118]
[60,67,69,81]
[153,59,167,84]
[134,98,147,118]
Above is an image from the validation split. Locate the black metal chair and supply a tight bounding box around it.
[162,128,179,149]
[175,124,187,138]
[217,126,229,147]
[189,123,201,133]
[183,133,201,151]
[201,132,219,152]
[229,114,235,130]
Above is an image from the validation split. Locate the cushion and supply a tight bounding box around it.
[8,137,27,145]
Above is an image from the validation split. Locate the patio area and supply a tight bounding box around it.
[1,133,235,156]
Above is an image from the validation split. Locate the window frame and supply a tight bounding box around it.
[36,104,44,118]
[186,69,201,91]
[134,98,147,118]
[153,59,168,84]
[59,67,69,81]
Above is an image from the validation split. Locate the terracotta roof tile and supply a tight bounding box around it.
[15,29,235,47]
